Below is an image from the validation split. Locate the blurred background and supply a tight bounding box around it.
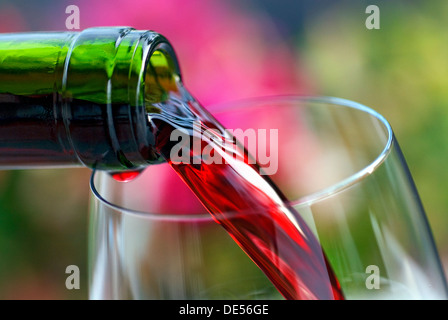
[1,0,448,299]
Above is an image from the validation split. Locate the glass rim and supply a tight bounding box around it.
[89,95,393,220]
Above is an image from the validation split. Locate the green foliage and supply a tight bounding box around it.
[302,2,448,253]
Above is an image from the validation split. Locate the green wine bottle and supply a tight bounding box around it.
[0,27,180,171]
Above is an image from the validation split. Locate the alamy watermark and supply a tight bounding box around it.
[65,5,80,30]
[365,265,380,289]
[169,121,279,175]
[365,5,380,30]
[65,265,80,290]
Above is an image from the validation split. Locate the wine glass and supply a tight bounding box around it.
[88,96,448,300]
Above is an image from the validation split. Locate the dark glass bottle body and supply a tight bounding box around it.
[0,27,180,171]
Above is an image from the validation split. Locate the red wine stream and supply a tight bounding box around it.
[114,86,344,300]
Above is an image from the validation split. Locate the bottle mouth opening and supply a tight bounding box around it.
[144,48,182,105]
[112,30,183,169]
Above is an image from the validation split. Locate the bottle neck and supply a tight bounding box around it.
[0,27,181,171]
[0,31,75,96]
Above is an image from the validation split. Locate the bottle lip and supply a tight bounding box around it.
[130,29,182,167]
[131,28,182,107]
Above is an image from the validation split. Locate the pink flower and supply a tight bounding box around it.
[78,0,308,105]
